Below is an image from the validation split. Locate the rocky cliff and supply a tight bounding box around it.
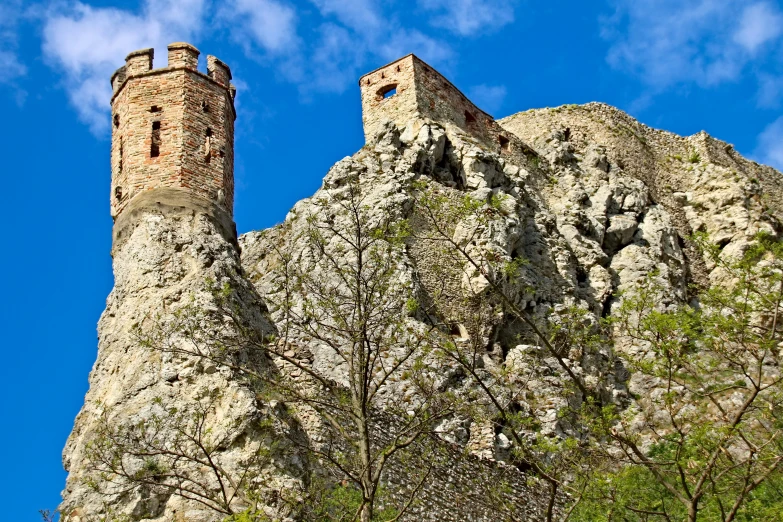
[62,101,782,521]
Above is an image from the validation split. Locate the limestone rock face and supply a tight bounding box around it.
[499,103,780,290]
[63,101,783,521]
[498,102,781,390]
[61,204,305,522]
[241,104,781,478]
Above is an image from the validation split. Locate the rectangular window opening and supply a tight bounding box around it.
[376,83,398,100]
[499,135,510,153]
[151,121,161,158]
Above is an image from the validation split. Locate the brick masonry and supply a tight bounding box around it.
[110,43,236,221]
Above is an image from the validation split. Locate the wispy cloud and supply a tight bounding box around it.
[602,0,783,92]
[468,84,507,115]
[419,0,516,36]
[293,2,452,96]
[754,116,783,171]
[757,74,783,108]
[42,0,208,133]
[221,0,299,55]
[307,23,368,93]
[733,2,783,53]
[311,0,382,34]
[377,28,452,64]
[0,0,27,103]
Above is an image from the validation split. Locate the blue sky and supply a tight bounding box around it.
[1,0,781,519]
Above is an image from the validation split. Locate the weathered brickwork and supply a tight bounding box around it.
[359,55,518,157]
[110,43,235,221]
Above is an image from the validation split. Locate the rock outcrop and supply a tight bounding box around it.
[62,49,783,522]
[61,201,306,522]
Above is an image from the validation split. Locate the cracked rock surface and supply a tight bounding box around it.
[63,102,782,521]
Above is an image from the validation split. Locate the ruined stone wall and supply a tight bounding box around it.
[359,55,420,141]
[110,45,235,220]
[410,58,497,147]
[359,55,522,159]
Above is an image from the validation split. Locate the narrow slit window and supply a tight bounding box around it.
[204,128,212,163]
[465,111,476,124]
[150,105,161,113]
[377,83,397,100]
[113,114,120,128]
[118,140,123,175]
[201,100,210,113]
[151,121,161,158]
[499,135,510,153]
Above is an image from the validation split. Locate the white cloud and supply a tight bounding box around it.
[754,116,783,171]
[467,84,506,115]
[42,0,208,134]
[733,2,783,53]
[757,74,783,108]
[602,0,783,90]
[308,23,368,93]
[419,0,516,36]
[311,0,381,33]
[222,0,299,55]
[297,9,452,97]
[0,0,26,92]
[0,50,25,80]
[378,29,452,65]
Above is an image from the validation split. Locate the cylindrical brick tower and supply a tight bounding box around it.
[109,42,236,243]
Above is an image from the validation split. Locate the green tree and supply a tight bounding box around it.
[409,179,607,521]
[573,233,783,521]
[116,179,453,521]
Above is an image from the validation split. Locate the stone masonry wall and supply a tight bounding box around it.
[359,55,420,142]
[110,45,235,220]
[410,58,495,146]
[359,55,523,160]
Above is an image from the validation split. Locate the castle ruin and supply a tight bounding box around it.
[359,54,515,155]
[60,47,558,522]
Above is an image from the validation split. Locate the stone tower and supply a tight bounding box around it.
[60,45,304,522]
[109,42,236,243]
[358,54,514,154]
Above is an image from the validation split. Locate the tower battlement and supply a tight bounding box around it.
[109,43,236,225]
[359,55,514,155]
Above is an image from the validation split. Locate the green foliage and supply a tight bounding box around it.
[574,233,783,521]
[688,149,701,163]
[305,483,398,522]
[501,256,530,279]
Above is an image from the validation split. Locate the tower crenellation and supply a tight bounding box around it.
[109,42,236,230]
